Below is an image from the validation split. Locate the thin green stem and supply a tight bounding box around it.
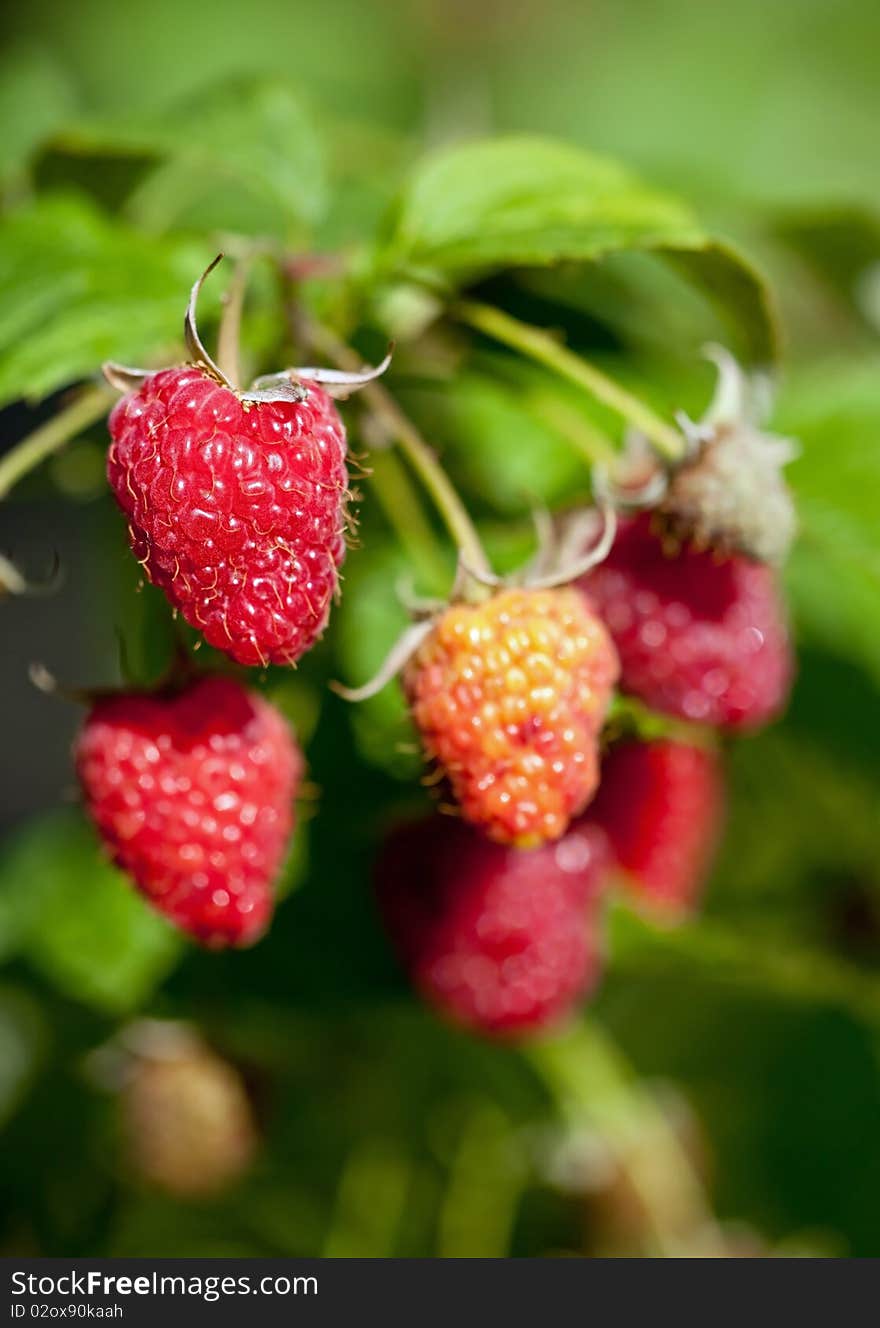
[379,401,490,577]
[525,390,618,468]
[457,300,684,462]
[304,318,491,578]
[436,1103,524,1258]
[0,385,112,500]
[323,1142,411,1258]
[366,449,448,592]
[525,1017,726,1257]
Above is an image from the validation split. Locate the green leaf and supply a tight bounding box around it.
[777,357,880,684]
[264,676,323,752]
[609,902,880,1030]
[662,239,778,365]
[55,79,327,236]
[0,987,46,1129]
[383,136,702,275]
[334,542,421,779]
[0,811,181,1013]
[712,729,880,913]
[377,135,776,361]
[398,371,587,514]
[0,194,210,404]
[0,46,77,185]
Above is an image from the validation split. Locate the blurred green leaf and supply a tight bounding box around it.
[55,79,327,236]
[0,987,46,1130]
[264,676,323,752]
[400,371,586,514]
[323,1140,412,1256]
[713,729,880,914]
[662,240,778,365]
[0,811,181,1013]
[0,194,210,404]
[275,811,310,903]
[0,46,77,186]
[378,136,776,360]
[609,902,880,1030]
[334,541,421,779]
[777,358,880,684]
[773,207,880,324]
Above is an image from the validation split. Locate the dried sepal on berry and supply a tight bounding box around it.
[598,347,798,566]
[665,347,798,565]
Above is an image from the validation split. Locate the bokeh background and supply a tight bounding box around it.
[1,0,879,1257]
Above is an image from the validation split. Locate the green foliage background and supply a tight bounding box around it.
[1,0,879,1257]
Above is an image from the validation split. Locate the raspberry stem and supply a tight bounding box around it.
[300,316,493,579]
[0,384,113,500]
[215,255,251,389]
[368,448,450,592]
[526,1018,726,1256]
[456,301,685,462]
[525,390,618,467]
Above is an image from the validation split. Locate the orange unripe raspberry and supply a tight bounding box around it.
[404,587,619,847]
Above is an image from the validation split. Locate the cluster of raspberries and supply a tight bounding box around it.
[376,517,787,1037]
[72,278,795,1040]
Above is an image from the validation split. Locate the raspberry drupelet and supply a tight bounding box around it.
[75,675,302,947]
[107,368,349,668]
[403,587,619,847]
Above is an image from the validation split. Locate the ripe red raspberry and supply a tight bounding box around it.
[107,368,348,667]
[375,815,610,1038]
[578,514,792,730]
[75,675,302,947]
[403,588,619,847]
[588,739,724,918]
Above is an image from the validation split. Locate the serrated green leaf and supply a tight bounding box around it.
[55,79,327,236]
[383,136,702,275]
[0,811,181,1013]
[0,195,211,404]
[377,135,776,362]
